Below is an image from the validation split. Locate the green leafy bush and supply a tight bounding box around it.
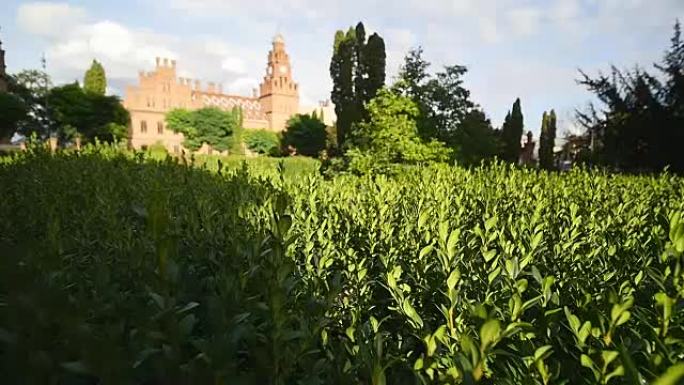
[0,146,683,385]
[244,129,281,155]
[346,88,451,174]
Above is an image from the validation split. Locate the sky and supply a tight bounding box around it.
[1,0,683,136]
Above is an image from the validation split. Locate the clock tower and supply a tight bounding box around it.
[259,33,299,131]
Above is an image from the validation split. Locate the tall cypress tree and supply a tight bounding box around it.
[538,111,554,169]
[83,59,106,95]
[501,98,524,163]
[330,23,386,150]
[354,22,367,121]
[330,29,355,148]
[364,33,386,105]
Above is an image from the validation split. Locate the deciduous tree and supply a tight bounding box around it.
[166,107,241,152]
[48,82,129,143]
[0,92,27,142]
[282,113,327,157]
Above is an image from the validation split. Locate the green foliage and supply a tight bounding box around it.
[501,98,524,163]
[394,47,499,166]
[1,144,683,384]
[539,110,557,170]
[0,92,28,140]
[83,59,106,95]
[166,107,241,152]
[244,129,281,155]
[577,21,684,173]
[282,113,327,157]
[453,109,501,166]
[9,69,52,137]
[48,82,129,143]
[346,88,451,173]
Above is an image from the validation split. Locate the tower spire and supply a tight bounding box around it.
[259,32,299,131]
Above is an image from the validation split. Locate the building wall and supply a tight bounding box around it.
[299,101,337,127]
[123,35,302,153]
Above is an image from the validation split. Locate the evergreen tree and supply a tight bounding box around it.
[330,22,386,150]
[363,33,386,108]
[83,59,106,95]
[576,21,684,173]
[354,22,367,119]
[330,29,355,149]
[501,98,524,163]
[538,110,557,170]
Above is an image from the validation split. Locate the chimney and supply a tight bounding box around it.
[155,57,161,67]
[171,59,176,68]
[208,82,216,93]
[252,88,258,98]
[163,58,169,67]
[194,79,201,90]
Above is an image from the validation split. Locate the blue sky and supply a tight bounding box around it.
[1,0,683,136]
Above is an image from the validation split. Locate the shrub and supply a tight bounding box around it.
[244,129,281,156]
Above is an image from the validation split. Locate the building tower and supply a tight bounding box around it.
[0,32,7,92]
[259,33,299,131]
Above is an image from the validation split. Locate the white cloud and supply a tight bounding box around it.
[17,2,87,38]
[228,77,259,95]
[221,57,247,74]
[15,2,262,97]
[12,0,684,137]
[507,7,542,37]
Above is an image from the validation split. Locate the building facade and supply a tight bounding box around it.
[123,34,301,153]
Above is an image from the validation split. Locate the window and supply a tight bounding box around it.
[141,120,147,133]
[157,122,164,134]
[141,145,148,151]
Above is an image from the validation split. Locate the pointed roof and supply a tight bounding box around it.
[273,33,285,45]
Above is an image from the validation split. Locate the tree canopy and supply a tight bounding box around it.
[500,98,524,163]
[577,21,684,173]
[538,110,557,170]
[166,107,241,152]
[282,113,327,157]
[48,82,129,142]
[0,93,28,142]
[393,47,499,166]
[330,22,386,150]
[9,70,52,137]
[83,59,107,95]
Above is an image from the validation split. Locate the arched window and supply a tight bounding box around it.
[141,120,148,133]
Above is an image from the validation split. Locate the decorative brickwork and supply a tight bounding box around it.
[123,35,299,153]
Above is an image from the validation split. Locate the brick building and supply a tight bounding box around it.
[123,34,314,153]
